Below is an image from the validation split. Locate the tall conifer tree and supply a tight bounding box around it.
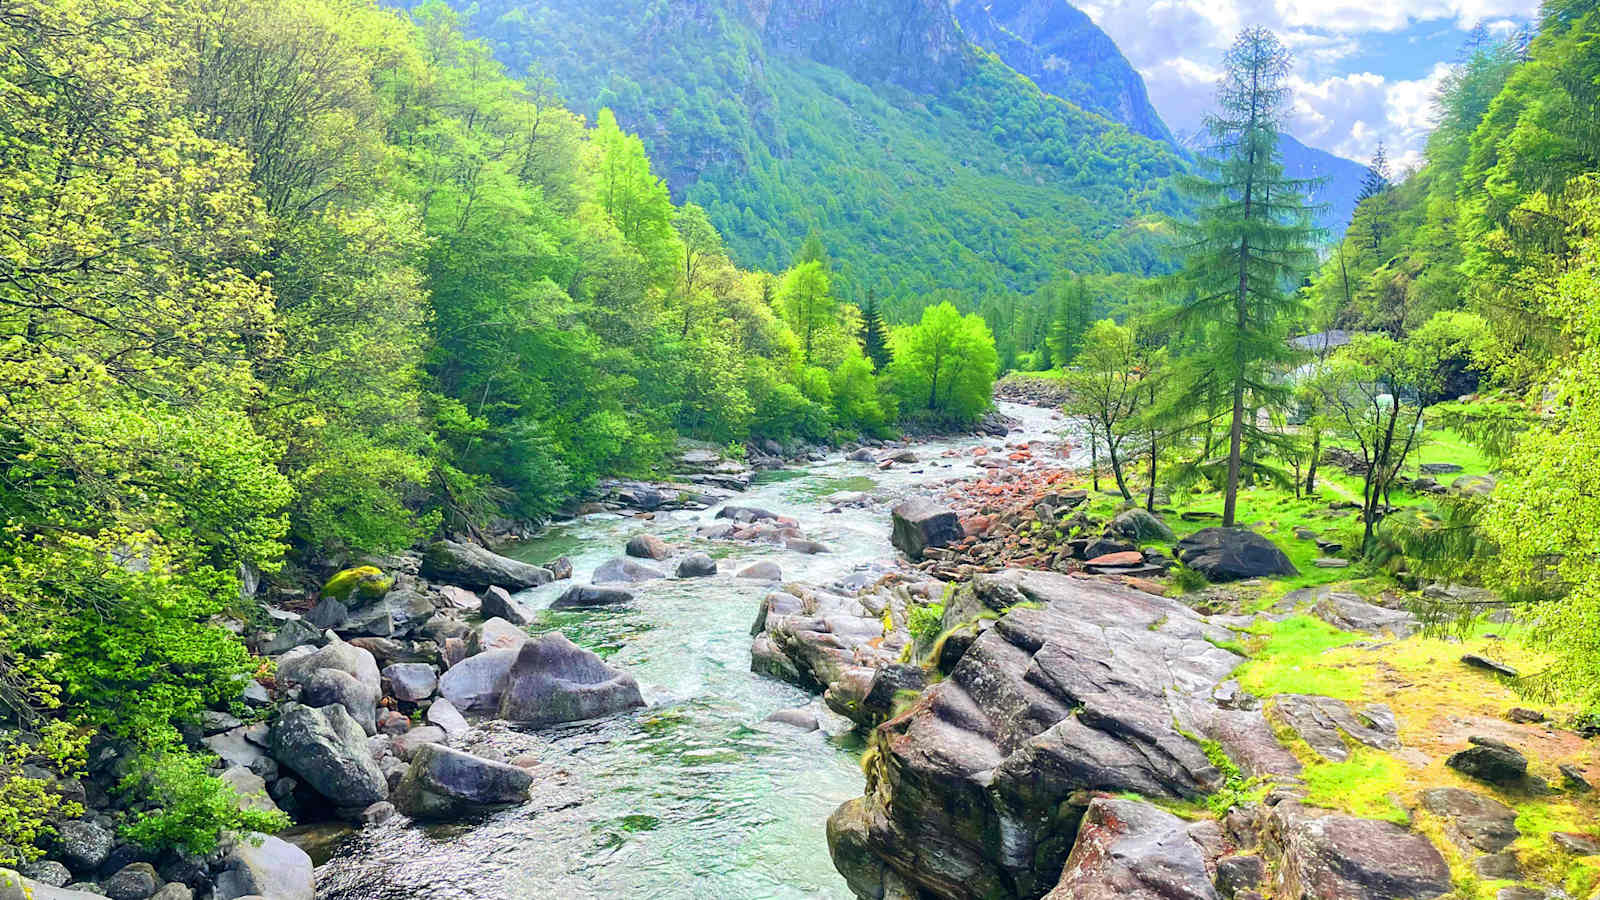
[1169,27,1320,526]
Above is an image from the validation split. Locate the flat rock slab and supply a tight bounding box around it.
[1265,801,1452,900]
[1313,592,1419,638]
[1420,787,1519,853]
[1269,694,1400,763]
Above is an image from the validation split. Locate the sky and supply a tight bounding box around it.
[1075,0,1542,169]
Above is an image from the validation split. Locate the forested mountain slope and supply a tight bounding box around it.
[949,0,1174,145]
[412,0,1189,317]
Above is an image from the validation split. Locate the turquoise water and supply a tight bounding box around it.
[313,403,1066,899]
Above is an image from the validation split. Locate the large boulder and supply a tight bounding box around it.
[1106,508,1177,544]
[382,662,438,703]
[274,638,380,696]
[625,534,670,560]
[1447,736,1529,787]
[269,704,388,807]
[676,553,718,578]
[54,820,113,872]
[302,667,379,736]
[827,570,1244,900]
[497,633,645,727]
[1044,797,1220,899]
[392,743,534,821]
[478,586,535,626]
[1263,800,1452,899]
[890,498,963,561]
[436,648,519,711]
[551,584,635,608]
[420,540,553,591]
[212,834,314,900]
[592,557,664,584]
[1175,527,1298,582]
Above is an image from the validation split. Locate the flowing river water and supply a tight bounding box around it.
[313,401,1068,899]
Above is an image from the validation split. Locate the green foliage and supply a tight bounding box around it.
[119,752,290,856]
[1166,28,1321,527]
[1235,616,1364,699]
[907,603,946,646]
[887,303,999,426]
[0,724,87,865]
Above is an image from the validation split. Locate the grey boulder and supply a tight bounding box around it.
[269,703,388,807]
[437,648,519,711]
[420,540,553,591]
[212,834,314,900]
[551,584,635,608]
[497,633,645,727]
[675,553,718,578]
[592,557,664,584]
[392,743,534,821]
[1175,527,1298,581]
[890,498,963,561]
[302,667,379,736]
[382,662,438,702]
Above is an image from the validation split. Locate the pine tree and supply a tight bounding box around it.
[1169,27,1320,527]
[1356,141,1390,203]
[1045,275,1094,366]
[860,290,891,372]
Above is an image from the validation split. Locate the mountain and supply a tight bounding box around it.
[949,0,1175,146]
[420,0,1188,314]
[1278,133,1370,239]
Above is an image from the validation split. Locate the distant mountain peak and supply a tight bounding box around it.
[749,0,969,94]
[950,0,1175,145]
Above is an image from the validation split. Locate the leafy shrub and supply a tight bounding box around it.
[0,723,88,864]
[907,602,946,645]
[119,752,290,856]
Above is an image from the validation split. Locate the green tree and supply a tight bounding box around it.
[1061,320,1145,499]
[777,261,836,365]
[860,290,891,371]
[887,302,998,425]
[1044,275,1095,365]
[1169,27,1320,526]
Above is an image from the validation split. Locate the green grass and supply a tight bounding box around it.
[1300,748,1411,824]
[1235,615,1365,699]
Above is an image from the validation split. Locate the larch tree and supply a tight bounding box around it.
[1169,27,1319,527]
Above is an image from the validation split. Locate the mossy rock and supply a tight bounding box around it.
[322,566,393,602]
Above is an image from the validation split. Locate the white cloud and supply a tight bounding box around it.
[1076,0,1538,162]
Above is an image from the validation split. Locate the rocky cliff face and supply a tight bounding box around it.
[748,0,970,94]
[950,0,1174,145]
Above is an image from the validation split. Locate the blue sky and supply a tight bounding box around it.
[1074,0,1541,168]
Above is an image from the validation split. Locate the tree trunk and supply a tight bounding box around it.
[1305,427,1321,494]
[1146,430,1158,512]
[1108,440,1131,500]
[1223,380,1246,526]
[1089,426,1101,492]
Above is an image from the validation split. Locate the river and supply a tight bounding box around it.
[313,401,1067,899]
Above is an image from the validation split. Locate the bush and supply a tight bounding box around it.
[907,602,945,645]
[119,752,290,856]
[0,723,88,865]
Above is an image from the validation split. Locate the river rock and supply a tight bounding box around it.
[437,648,519,711]
[626,534,670,560]
[717,505,779,522]
[392,743,534,821]
[828,569,1243,899]
[426,697,470,737]
[269,704,388,807]
[392,726,448,761]
[1420,787,1519,853]
[890,498,963,561]
[102,863,157,900]
[382,662,438,702]
[1262,800,1452,899]
[552,584,635,608]
[420,540,553,591]
[0,871,104,899]
[275,638,380,696]
[479,585,535,626]
[1105,508,1176,543]
[220,766,280,815]
[212,833,314,900]
[18,862,69,888]
[676,552,718,578]
[1175,527,1298,581]
[55,820,113,872]
[303,667,379,736]
[497,633,645,727]
[466,617,526,655]
[737,561,782,581]
[592,557,664,584]
[436,585,481,611]
[1044,797,1220,899]
[545,556,574,580]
